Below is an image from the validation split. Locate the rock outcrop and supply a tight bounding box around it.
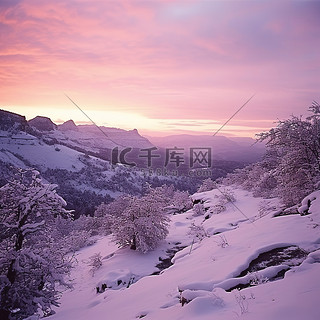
[28,116,57,131]
[0,109,28,131]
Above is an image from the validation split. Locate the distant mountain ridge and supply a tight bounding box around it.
[147,134,265,163]
[1,108,265,163]
[24,112,154,157]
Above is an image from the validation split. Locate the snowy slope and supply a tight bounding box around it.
[51,187,320,320]
[0,129,199,216]
[0,131,85,171]
[48,125,154,153]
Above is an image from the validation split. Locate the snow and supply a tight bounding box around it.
[300,190,320,215]
[0,149,27,168]
[0,131,85,171]
[50,187,320,320]
[47,125,153,152]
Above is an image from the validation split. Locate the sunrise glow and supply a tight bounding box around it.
[1,1,320,137]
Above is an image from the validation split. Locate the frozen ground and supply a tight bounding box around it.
[51,187,320,320]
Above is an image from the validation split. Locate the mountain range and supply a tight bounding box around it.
[0,109,265,162]
[0,108,265,217]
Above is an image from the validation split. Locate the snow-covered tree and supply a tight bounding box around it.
[95,196,132,235]
[224,103,320,206]
[0,169,73,320]
[106,189,171,253]
[271,149,314,205]
[256,103,320,205]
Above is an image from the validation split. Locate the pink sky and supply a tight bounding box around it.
[0,0,319,137]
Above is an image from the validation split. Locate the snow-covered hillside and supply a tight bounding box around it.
[1,110,155,169]
[51,187,320,320]
[0,127,200,217]
[47,125,154,153]
[0,130,85,171]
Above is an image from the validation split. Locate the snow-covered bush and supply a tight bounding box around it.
[0,169,73,320]
[257,200,278,219]
[197,178,216,193]
[65,230,94,252]
[212,188,236,214]
[212,202,226,215]
[88,253,103,276]
[219,188,236,203]
[192,203,206,216]
[249,272,269,286]
[188,223,207,242]
[251,171,278,198]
